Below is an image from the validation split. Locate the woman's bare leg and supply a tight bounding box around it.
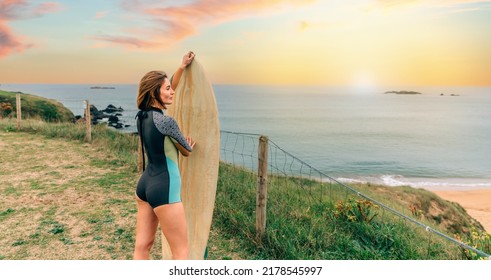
[133,197,159,260]
[153,202,189,260]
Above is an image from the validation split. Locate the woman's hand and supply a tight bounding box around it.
[186,136,196,150]
[175,136,196,157]
[172,51,195,90]
[180,51,195,69]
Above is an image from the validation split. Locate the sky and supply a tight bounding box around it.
[1,0,491,87]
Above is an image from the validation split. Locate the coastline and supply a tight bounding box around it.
[433,189,491,233]
[338,175,491,232]
[3,85,491,234]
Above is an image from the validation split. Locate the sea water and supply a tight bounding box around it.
[2,83,490,190]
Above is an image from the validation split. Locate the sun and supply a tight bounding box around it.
[352,72,377,94]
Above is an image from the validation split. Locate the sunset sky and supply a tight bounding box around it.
[1,0,491,87]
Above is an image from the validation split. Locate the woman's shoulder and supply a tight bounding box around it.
[151,109,176,122]
[152,109,179,131]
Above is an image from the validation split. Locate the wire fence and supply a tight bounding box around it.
[219,130,491,260]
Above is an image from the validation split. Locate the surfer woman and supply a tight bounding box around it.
[134,51,196,260]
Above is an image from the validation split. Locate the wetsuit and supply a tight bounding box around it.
[135,108,192,208]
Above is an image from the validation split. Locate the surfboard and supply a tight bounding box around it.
[162,59,220,260]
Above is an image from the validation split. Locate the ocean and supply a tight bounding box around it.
[2,83,491,191]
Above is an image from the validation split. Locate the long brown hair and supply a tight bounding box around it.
[137,70,167,110]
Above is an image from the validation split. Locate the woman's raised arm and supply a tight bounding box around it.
[171,51,195,90]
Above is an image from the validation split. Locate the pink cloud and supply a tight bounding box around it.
[33,2,61,15]
[0,0,26,19]
[92,34,158,48]
[374,0,491,8]
[1,0,61,19]
[95,11,107,19]
[0,22,23,57]
[0,0,61,58]
[95,0,316,49]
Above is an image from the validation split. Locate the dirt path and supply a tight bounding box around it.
[0,131,152,259]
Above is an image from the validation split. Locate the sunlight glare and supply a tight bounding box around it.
[352,73,377,94]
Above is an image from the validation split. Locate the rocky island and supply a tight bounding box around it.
[384,91,422,95]
[440,93,460,96]
[90,86,115,89]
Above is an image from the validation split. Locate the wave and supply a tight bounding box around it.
[336,175,491,191]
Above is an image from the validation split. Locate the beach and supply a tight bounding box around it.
[433,189,491,233]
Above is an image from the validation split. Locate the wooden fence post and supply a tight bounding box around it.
[16,94,21,130]
[256,135,269,238]
[84,100,92,143]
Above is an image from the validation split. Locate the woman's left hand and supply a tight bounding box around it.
[186,136,196,149]
[181,51,195,69]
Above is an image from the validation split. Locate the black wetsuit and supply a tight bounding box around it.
[135,108,192,208]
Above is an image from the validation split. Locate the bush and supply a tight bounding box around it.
[0,102,13,117]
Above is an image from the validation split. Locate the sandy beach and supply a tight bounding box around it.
[433,189,491,233]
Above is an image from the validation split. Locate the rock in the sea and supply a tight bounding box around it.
[384,90,422,95]
[108,115,119,123]
[84,104,127,129]
[102,104,124,113]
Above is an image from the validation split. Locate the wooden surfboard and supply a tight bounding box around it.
[163,59,220,260]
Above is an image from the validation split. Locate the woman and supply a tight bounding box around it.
[133,51,196,260]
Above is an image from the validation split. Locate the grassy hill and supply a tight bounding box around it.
[0,90,74,122]
[0,97,489,260]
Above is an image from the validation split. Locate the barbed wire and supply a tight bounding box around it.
[219,130,491,260]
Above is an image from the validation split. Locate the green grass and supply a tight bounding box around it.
[1,109,489,259]
[0,90,74,122]
[211,164,488,259]
[2,117,139,170]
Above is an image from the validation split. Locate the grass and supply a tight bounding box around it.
[0,116,489,260]
[0,126,144,260]
[0,90,74,122]
[212,164,489,259]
